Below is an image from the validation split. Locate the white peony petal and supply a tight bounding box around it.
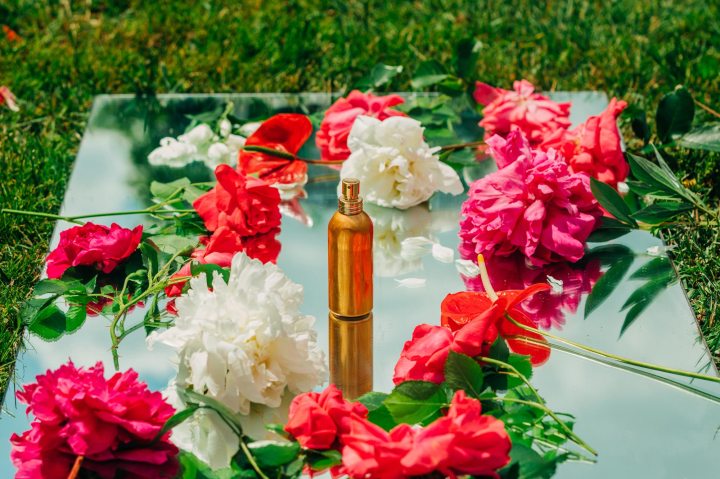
[455,259,481,277]
[431,243,454,263]
[546,275,564,294]
[395,277,427,288]
[400,236,435,260]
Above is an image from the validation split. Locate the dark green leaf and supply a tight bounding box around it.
[501,444,557,479]
[357,392,396,429]
[156,405,200,441]
[590,178,637,227]
[140,241,160,276]
[307,449,342,471]
[384,381,447,425]
[33,279,71,296]
[454,38,482,79]
[627,153,679,197]
[247,440,300,468]
[630,257,673,280]
[444,351,484,398]
[355,63,403,90]
[584,254,634,318]
[586,216,633,242]
[65,305,87,333]
[356,391,389,411]
[656,86,694,142]
[631,201,693,225]
[28,304,67,340]
[678,123,720,152]
[619,272,676,336]
[411,60,449,89]
[179,450,237,479]
[506,354,533,389]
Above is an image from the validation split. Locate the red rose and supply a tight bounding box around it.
[540,98,628,189]
[316,90,406,162]
[46,222,143,279]
[340,417,414,479]
[285,384,368,450]
[402,391,511,478]
[164,227,281,300]
[238,113,312,186]
[193,164,281,237]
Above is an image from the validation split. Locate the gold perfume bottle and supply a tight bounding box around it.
[328,178,373,399]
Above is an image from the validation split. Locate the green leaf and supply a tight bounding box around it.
[27,304,67,340]
[65,305,87,333]
[191,262,230,287]
[630,257,673,280]
[631,201,693,225]
[656,86,694,142]
[444,351,484,398]
[355,63,403,90]
[306,449,342,471]
[384,381,447,425]
[586,216,633,242]
[247,440,300,468]
[411,60,449,89]
[156,405,200,441]
[619,271,676,336]
[357,391,397,430]
[590,178,637,227]
[584,254,634,318]
[356,391,388,411]
[501,444,557,479]
[506,354,533,389]
[179,450,237,479]
[454,38,482,79]
[150,234,198,255]
[678,123,720,152]
[151,178,192,200]
[583,244,634,267]
[33,279,71,296]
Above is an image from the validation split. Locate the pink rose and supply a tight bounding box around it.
[193,164,281,237]
[402,391,511,478]
[10,361,178,478]
[316,90,406,162]
[459,130,602,266]
[540,98,629,188]
[285,384,368,450]
[46,222,143,279]
[475,79,571,145]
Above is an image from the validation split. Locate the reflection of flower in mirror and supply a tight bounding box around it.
[462,252,602,329]
[365,203,458,277]
[148,122,246,169]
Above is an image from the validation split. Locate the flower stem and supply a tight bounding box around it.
[67,455,84,479]
[240,145,344,165]
[1,207,195,224]
[505,313,720,384]
[439,140,485,151]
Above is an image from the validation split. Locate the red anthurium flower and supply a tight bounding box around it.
[238,113,313,186]
[441,256,552,365]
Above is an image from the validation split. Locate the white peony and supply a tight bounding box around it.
[340,115,463,209]
[148,252,327,416]
[148,123,247,169]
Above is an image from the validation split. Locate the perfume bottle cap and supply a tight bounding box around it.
[339,178,363,215]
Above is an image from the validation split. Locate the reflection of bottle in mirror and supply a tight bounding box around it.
[328,178,373,399]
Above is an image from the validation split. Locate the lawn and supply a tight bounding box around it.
[1,0,719,399]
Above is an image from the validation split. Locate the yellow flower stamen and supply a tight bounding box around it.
[477,254,498,302]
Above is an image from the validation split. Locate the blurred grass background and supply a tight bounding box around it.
[1,0,719,397]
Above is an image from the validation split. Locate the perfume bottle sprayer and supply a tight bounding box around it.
[328,178,373,399]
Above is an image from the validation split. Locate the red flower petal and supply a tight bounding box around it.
[238,113,312,185]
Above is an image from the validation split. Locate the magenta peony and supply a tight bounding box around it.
[540,97,629,188]
[10,361,178,479]
[459,130,602,266]
[46,223,143,279]
[316,90,406,162]
[474,79,571,145]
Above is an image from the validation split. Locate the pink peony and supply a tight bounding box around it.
[46,223,143,279]
[462,252,603,329]
[316,90,406,162]
[459,130,602,266]
[540,98,629,188]
[475,79,571,145]
[339,391,510,479]
[10,361,178,479]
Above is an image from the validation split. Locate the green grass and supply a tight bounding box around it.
[1,0,720,398]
